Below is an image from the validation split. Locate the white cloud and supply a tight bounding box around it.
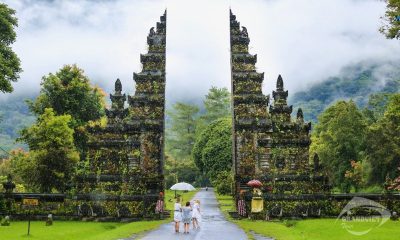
[2,0,399,104]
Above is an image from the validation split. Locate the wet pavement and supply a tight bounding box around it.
[139,188,248,240]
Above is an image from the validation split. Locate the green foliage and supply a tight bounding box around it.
[2,149,33,191]
[200,87,231,124]
[311,101,367,192]
[212,170,233,195]
[18,108,79,192]
[28,64,105,155]
[192,118,232,181]
[364,93,400,184]
[344,160,364,192]
[0,3,22,93]
[164,154,201,188]
[166,102,199,159]
[381,0,400,39]
[362,92,393,124]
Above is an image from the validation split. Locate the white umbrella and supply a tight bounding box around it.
[170,182,195,191]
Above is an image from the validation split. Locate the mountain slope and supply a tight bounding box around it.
[0,95,36,157]
[290,60,400,123]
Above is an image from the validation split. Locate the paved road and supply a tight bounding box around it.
[139,188,248,240]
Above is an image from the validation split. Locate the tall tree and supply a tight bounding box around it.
[311,101,367,192]
[192,118,232,181]
[364,93,400,184]
[28,64,105,155]
[0,3,22,93]
[380,0,400,39]
[363,93,393,124]
[18,108,79,192]
[166,102,199,159]
[197,87,231,134]
[202,87,230,123]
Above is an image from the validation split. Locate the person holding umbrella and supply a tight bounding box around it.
[170,182,196,233]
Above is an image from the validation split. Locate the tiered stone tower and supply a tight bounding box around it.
[229,10,272,194]
[127,10,167,181]
[268,75,321,194]
[230,11,328,213]
[79,11,167,218]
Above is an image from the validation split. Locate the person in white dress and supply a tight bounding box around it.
[192,200,201,229]
[173,198,182,233]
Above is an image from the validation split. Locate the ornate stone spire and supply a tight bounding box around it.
[230,10,271,190]
[277,74,284,91]
[297,108,304,121]
[271,75,290,113]
[106,78,127,122]
[115,78,122,94]
[110,78,125,110]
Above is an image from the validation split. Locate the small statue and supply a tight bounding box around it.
[297,108,304,121]
[391,211,399,221]
[253,187,262,197]
[1,215,10,226]
[46,214,53,226]
[149,27,155,36]
[241,26,248,37]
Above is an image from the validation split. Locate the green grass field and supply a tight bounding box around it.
[0,189,198,240]
[216,194,400,240]
[0,220,165,240]
[235,218,400,240]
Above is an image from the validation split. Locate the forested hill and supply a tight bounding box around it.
[290,60,400,123]
[1,60,400,157]
[0,95,36,157]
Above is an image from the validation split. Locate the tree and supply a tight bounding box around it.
[212,171,233,195]
[1,149,31,192]
[311,101,367,192]
[0,3,22,93]
[192,118,232,181]
[164,154,201,188]
[201,87,230,123]
[364,93,400,184]
[363,93,393,124]
[380,0,400,39]
[28,64,105,155]
[344,160,365,192]
[18,108,79,192]
[197,87,231,134]
[166,102,199,159]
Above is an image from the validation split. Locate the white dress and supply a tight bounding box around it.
[173,203,182,222]
[192,203,201,220]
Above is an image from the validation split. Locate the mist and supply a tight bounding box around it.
[2,0,399,105]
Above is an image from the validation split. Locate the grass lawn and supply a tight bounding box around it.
[0,220,165,240]
[216,194,400,240]
[0,189,199,240]
[235,218,400,240]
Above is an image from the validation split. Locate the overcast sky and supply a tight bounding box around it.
[2,0,399,105]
